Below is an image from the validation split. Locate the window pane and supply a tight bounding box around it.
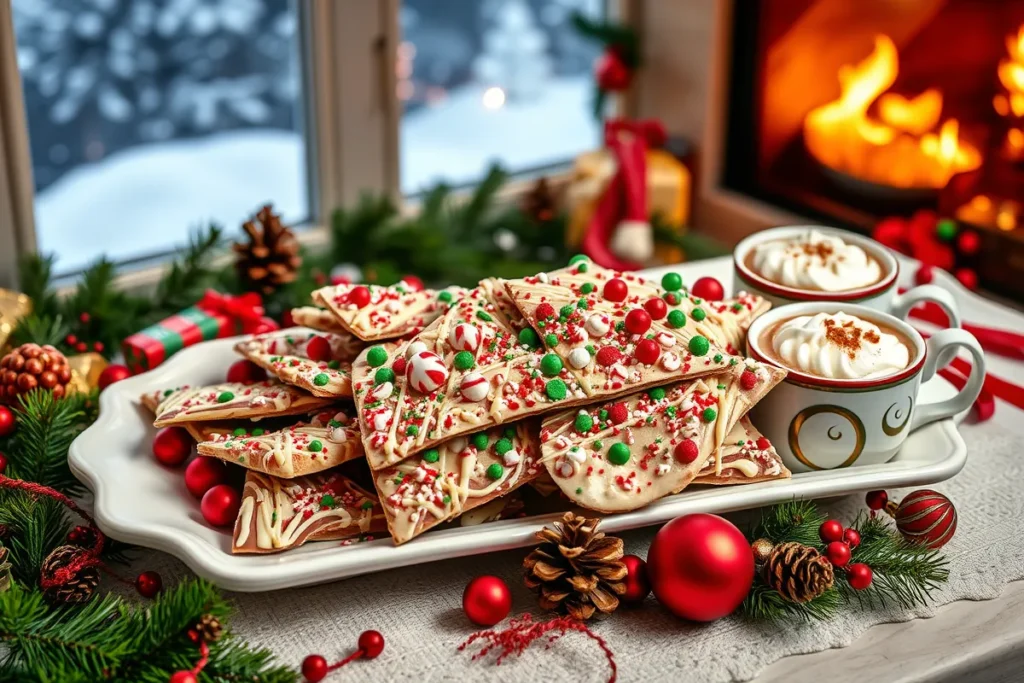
[399,0,603,194]
[13,0,309,275]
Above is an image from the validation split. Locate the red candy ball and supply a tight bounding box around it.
[674,439,699,464]
[536,302,556,320]
[0,406,14,437]
[894,489,957,549]
[847,563,873,590]
[643,297,667,320]
[955,268,978,291]
[625,309,652,335]
[135,570,162,598]
[621,554,652,605]
[739,369,758,391]
[866,490,889,511]
[914,265,934,285]
[358,629,386,659]
[755,436,771,451]
[201,484,242,528]
[305,335,332,362]
[301,654,329,682]
[843,528,861,549]
[819,519,844,544]
[185,457,231,498]
[402,275,425,292]
[634,339,660,365]
[226,359,267,384]
[348,285,372,308]
[690,276,725,302]
[826,541,851,567]
[608,402,629,425]
[75,342,87,353]
[462,575,512,626]
[647,513,754,622]
[152,427,192,467]
[169,672,198,683]
[97,364,131,390]
[603,278,629,302]
[392,357,407,376]
[596,346,622,367]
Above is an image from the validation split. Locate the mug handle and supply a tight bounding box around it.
[910,328,985,431]
[890,284,961,328]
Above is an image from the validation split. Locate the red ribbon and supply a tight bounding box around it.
[197,290,268,334]
[603,118,667,149]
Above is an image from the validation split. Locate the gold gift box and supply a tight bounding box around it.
[0,288,32,351]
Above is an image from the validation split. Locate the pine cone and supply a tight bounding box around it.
[523,512,627,620]
[763,541,834,603]
[40,545,99,605]
[0,343,72,403]
[233,205,301,295]
[191,614,224,643]
[520,177,558,224]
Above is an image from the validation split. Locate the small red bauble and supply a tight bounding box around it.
[914,265,934,285]
[0,452,6,475]
[358,629,386,659]
[348,285,372,308]
[625,309,652,335]
[462,575,512,626]
[97,364,131,391]
[739,369,758,391]
[690,276,725,302]
[621,554,651,604]
[536,302,556,320]
[646,513,754,622]
[865,490,888,510]
[826,541,851,567]
[152,427,192,467]
[79,312,91,324]
[595,346,622,367]
[955,268,978,291]
[847,563,873,590]
[608,402,629,425]
[0,406,13,437]
[169,672,197,683]
[843,528,861,549]
[226,359,267,384]
[301,654,329,682]
[643,297,667,320]
[65,334,77,346]
[305,335,332,362]
[75,342,87,353]
[135,570,162,598]
[633,339,660,365]
[93,342,104,353]
[402,275,425,292]
[957,230,981,255]
[819,519,845,544]
[595,49,632,91]
[674,439,699,464]
[893,489,957,549]
[602,278,629,302]
[185,457,231,498]
[201,484,242,528]
[67,524,96,547]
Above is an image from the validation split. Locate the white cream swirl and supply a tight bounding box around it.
[771,312,910,379]
[751,230,882,291]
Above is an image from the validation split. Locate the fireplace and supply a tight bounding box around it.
[717,0,1024,299]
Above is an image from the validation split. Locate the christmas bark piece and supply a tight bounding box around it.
[692,416,790,485]
[373,421,541,544]
[539,360,786,513]
[311,280,467,342]
[197,408,363,478]
[234,328,362,398]
[151,380,334,427]
[701,290,772,356]
[352,278,588,469]
[503,259,744,397]
[139,389,301,442]
[233,470,387,554]
[290,306,350,334]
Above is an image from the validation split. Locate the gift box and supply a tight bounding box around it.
[122,291,277,374]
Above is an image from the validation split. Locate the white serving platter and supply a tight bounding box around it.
[69,259,969,592]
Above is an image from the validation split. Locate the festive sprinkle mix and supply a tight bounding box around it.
[216,391,234,403]
[309,440,324,452]
[518,327,540,348]
[251,428,265,436]
[313,373,330,386]
[406,425,419,436]
[473,433,489,450]
[545,378,568,400]
[581,282,595,294]
[559,304,574,318]
[540,353,563,377]
[476,310,493,322]
[608,443,630,465]
[319,494,335,507]
[423,449,440,463]
[438,291,453,302]
[691,307,707,322]
[232,427,246,436]
[688,335,710,356]
[575,413,594,433]
[454,351,475,371]
[374,367,396,385]
[495,438,513,455]
[667,310,686,328]
[648,387,666,401]
[661,272,683,291]
[569,254,589,265]
[366,346,389,367]
[544,333,559,347]
[702,407,718,422]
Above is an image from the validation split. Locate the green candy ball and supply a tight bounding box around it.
[472,433,489,450]
[313,373,330,387]
[648,387,666,401]
[544,333,559,348]
[540,353,563,377]
[569,254,590,265]
[518,327,540,348]
[661,272,683,291]
[486,463,505,479]
[936,218,958,241]
[691,307,707,322]
[545,378,567,400]
[374,367,395,385]
[423,449,440,463]
[574,413,594,433]
[453,351,475,371]
[688,335,710,356]
[559,304,575,318]
[607,443,630,466]
[494,438,514,455]
[667,310,686,329]
[366,346,389,367]
[702,407,718,422]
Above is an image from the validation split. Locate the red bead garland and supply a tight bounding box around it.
[620,554,651,605]
[185,457,231,499]
[602,278,628,302]
[226,359,267,384]
[302,654,329,682]
[152,427,192,467]
[0,405,14,437]
[826,541,851,567]
[358,630,386,659]
[135,570,163,598]
[201,484,242,528]
[463,575,512,626]
[303,630,386,681]
[843,528,861,549]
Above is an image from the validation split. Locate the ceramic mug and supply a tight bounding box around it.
[733,225,961,328]
[746,302,984,473]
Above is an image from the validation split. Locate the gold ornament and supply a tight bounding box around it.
[67,352,109,394]
[0,289,31,351]
[751,537,775,565]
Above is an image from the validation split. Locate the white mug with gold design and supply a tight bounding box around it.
[746,302,984,473]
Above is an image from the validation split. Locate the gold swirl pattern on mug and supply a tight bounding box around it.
[788,405,866,471]
[882,397,914,436]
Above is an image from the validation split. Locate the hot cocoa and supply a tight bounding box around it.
[746,230,886,292]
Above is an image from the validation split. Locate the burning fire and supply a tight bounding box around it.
[804,35,982,190]
[994,24,1024,159]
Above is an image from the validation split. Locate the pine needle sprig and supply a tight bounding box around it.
[7,313,68,350]
[743,582,844,623]
[4,391,92,494]
[149,224,225,317]
[0,497,70,585]
[749,499,825,547]
[16,254,59,318]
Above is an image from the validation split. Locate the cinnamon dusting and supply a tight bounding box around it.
[823,318,877,359]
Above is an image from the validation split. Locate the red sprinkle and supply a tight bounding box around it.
[756,436,771,450]
[536,303,556,319]
[608,402,629,425]
[740,369,758,391]
[596,346,622,367]
[674,439,699,464]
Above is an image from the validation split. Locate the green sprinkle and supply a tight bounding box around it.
[713,353,723,363]
[309,440,323,452]
[361,501,374,510]
[544,333,559,347]
[599,409,609,421]
[251,428,265,436]
[319,494,335,507]
[495,438,514,456]
[718,383,727,390]
[545,378,567,400]
[327,360,341,369]
[729,358,738,366]
[271,510,278,523]
[581,282,595,294]
[577,262,589,273]
[438,291,453,302]
[608,443,630,465]
[504,427,516,439]
[574,413,594,433]
[216,391,234,403]
[576,299,589,310]
[732,303,743,312]
[665,406,677,418]
[328,419,341,428]
[936,218,957,241]
[486,462,504,479]
[518,327,540,348]
[559,304,574,318]
[442,495,451,504]
[454,351,475,371]
[569,254,589,265]
[691,307,707,322]
[406,425,419,436]
[232,427,247,436]
[366,346,389,367]
[472,433,489,450]
[648,387,666,401]
[163,389,174,397]
[238,455,245,462]
[540,353,563,377]
[661,272,683,291]
[576,487,583,494]
[688,335,710,356]
[374,367,395,384]
[313,373,330,386]
[476,310,493,322]
[615,321,625,333]
[593,439,603,449]
[585,344,596,356]
[702,407,718,422]
[423,449,440,463]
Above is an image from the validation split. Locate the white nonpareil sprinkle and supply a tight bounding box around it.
[656,463,670,476]
[503,450,521,467]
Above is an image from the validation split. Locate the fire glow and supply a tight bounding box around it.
[804,35,982,190]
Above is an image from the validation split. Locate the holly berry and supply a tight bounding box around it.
[595,346,622,367]
[608,402,629,425]
[602,278,629,302]
[65,334,78,346]
[739,369,758,391]
[75,342,87,353]
[595,49,632,91]
[358,629,385,658]
[634,338,660,365]
[957,230,981,255]
[819,519,844,544]
[0,405,13,437]
[625,309,652,335]
[302,654,328,682]
[201,484,242,528]
[843,528,861,549]
[690,276,725,302]
[349,285,372,308]
[674,439,699,464]
[79,312,91,324]
[97,364,131,391]
[226,359,267,384]
[847,563,873,590]
[135,570,162,598]
[826,541,851,567]
[914,265,934,285]
[185,457,231,499]
[152,427,192,467]
[93,342,104,353]
[955,268,978,290]
[643,297,667,320]
[305,336,332,362]
[866,490,888,510]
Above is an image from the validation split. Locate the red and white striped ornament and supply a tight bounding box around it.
[449,323,481,352]
[888,489,957,549]
[406,351,448,394]
[460,372,489,402]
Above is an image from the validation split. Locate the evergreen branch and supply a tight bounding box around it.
[742,582,843,623]
[7,314,68,350]
[16,254,58,318]
[4,391,91,494]
[454,164,507,234]
[0,496,69,585]
[150,224,225,315]
[749,499,825,547]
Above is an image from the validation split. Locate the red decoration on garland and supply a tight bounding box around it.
[303,630,386,682]
[826,541,851,567]
[846,563,873,590]
[646,513,754,622]
[0,405,12,437]
[201,484,242,528]
[690,276,725,302]
[602,278,629,302]
[620,554,651,605]
[301,655,329,683]
[226,359,267,384]
[152,427,192,467]
[595,49,632,92]
[170,640,209,683]
[67,524,96,547]
[135,570,163,598]
[624,309,652,335]
[463,575,512,627]
[185,457,231,499]
[97,364,131,390]
[818,519,844,544]
[843,528,861,549]
[459,614,617,683]
[890,489,958,549]
[643,297,667,320]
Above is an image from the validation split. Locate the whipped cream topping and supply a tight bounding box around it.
[750,230,883,292]
[771,312,911,379]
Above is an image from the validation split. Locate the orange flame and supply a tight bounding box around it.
[994,24,1024,160]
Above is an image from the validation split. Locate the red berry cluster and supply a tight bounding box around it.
[819,519,872,590]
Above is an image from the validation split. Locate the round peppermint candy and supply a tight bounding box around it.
[449,323,481,352]
[406,351,448,394]
[460,372,489,402]
[584,313,611,338]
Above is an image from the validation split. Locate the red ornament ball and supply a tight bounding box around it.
[595,49,632,91]
[914,265,934,286]
[602,278,629,302]
[865,490,888,510]
[894,489,957,549]
[152,427,192,467]
[349,285,372,308]
[621,554,651,605]
[135,570,162,598]
[646,513,754,622]
[358,629,386,659]
[462,575,512,626]
[305,335,332,363]
[93,342,104,353]
[955,268,978,291]
[226,359,267,384]
[0,405,12,437]
[402,275,425,292]
[690,276,725,302]
[185,457,231,498]
[79,312,91,324]
[97,364,131,391]
[819,519,844,544]
[536,302,556,320]
[169,672,197,683]
[301,654,329,682]
[608,402,629,425]
[0,452,6,475]
[201,484,242,528]
[596,346,622,367]
[843,528,861,549]
[75,342,87,353]
[847,563,873,590]
[957,230,981,256]
[65,334,77,346]
[674,439,699,464]
[739,369,758,391]
[634,339,660,365]
[826,541,851,567]
[643,297,668,320]
[625,309,652,335]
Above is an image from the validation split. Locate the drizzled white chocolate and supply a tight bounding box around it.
[312,281,466,341]
[235,328,362,398]
[289,306,349,334]
[771,312,910,380]
[750,230,883,292]
[693,416,789,484]
[151,380,333,427]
